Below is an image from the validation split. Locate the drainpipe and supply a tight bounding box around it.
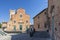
[51,11,55,40]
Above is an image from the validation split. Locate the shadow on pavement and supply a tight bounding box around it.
[11,31,50,40]
[33,31,50,38]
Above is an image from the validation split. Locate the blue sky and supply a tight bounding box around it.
[0,0,48,24]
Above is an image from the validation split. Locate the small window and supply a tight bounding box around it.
[14,20,16,23]
[50,5,54,13]
[38,24,40,28]
[48,17,50,19]
[26,20,28,23]
[44,23,47,28]
[38,16,40,19]
[55,27,57,31]
[45,12,46,15]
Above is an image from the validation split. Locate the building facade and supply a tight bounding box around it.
[2,8,30,33]
[48,0,60,40]
[33,8,48,31]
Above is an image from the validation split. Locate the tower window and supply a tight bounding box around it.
[14,20,16,23]
[26,20,28,23]
[44,23,47,28]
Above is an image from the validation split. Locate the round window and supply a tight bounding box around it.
[20,15,22,18]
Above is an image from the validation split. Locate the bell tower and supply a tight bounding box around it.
[10,10,15,19]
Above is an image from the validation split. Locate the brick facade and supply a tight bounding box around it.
[33,8,48,31]
[48,0,60,40]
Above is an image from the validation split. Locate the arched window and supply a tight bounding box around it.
[19,25,22,30]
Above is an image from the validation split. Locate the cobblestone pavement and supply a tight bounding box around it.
[0,30,51,40]
[11,31,51,40]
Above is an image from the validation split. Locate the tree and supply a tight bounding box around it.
[0,23,2,28]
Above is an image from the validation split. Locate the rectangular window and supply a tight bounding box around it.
[20,25,22,30]
[38,24,40,28]
[45,12,47,15]
[44,23,47,28]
